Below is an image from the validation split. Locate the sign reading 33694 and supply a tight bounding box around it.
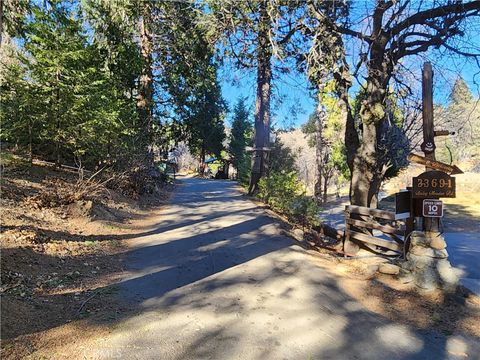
[412,170,456,198]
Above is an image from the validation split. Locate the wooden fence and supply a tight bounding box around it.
[344,205,405,253]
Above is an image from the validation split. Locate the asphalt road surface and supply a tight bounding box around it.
[444,232,480,295]
[86,178,479,359]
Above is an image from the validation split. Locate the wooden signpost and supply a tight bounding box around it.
[408,154,463,175]
[405,62,462,238]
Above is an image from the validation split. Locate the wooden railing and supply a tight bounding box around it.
[344,205,405,253]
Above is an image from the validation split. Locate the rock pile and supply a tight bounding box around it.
[399,231,459,291]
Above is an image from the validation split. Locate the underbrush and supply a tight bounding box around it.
[0,154,172,355]
[257,171,321,229]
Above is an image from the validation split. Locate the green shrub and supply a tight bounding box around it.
[258,171,321,228]
[291,195,321,228]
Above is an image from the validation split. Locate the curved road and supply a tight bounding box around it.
[87,178,479,359]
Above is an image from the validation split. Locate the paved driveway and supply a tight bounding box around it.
[445,232,480,295]
[84,178,479,359]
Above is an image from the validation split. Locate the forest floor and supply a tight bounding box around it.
[1,159,479,359]
[0,155,171,359]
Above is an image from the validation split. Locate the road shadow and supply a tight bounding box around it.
[2,178,479,360]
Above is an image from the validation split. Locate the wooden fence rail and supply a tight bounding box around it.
[344,205,405,253]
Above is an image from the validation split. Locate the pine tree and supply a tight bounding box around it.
[19,2,117,166]
[0,1,137,168]
[228,97,252,182]
[185,63,226,166]
[449,77,474,106]
[158,1,226,168]
[204,0,304,193]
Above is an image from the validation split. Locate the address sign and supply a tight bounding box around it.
[412,170,455,198]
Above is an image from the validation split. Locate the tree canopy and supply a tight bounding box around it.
[1,0,479,203]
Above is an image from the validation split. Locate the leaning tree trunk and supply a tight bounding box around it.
[248,0,272,195]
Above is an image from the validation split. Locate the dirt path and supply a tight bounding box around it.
[56,178,478,359]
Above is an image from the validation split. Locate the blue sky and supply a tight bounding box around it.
[220,66,316,129]
[221,54,480,130]
[220,19,480,129]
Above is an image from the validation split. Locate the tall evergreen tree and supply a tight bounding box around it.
[158,1,226,168]
[449,77,474,106]
[185,66,226,166]
[0,1,137,168]
[228,97,252,182]
[205,0,304,194]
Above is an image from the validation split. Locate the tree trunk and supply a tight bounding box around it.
[350,122,382,207]
[54,68,61,168]
[248,0,272,195]
[314,108,323,202]
[28,122,33,166]
[137,5,154,164]
[199,146,206,176]
[323,165,328,204]
[349,43,390,207]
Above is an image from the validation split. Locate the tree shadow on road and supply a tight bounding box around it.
[2,178,479,360]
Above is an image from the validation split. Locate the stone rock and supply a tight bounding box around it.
[410,246,448,259]
[406,253,434,269]
[378,263,400,275]
[429,235,447,250]
[397,269,414,284]
[410,231,429,247]
[291,228,304,241]
[400,260,415,271]
[366,264,379,275]
[436,259,459,288]
[414,267,439,291]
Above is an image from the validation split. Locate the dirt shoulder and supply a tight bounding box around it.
[258,200,480,342]
[330,257,480,339]
[0,159,171,359]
